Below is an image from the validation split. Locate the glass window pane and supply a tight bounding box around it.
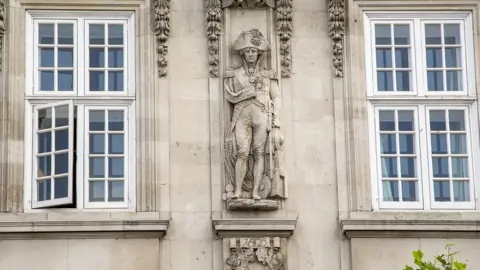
[108,71,124,91]
[376,48,392,68]
[425,24,442,44]
[377,71,393,91]
[445,47,461,68]
[380,134,396,154]
[449,110,465,131]
[90,48,105,68]
[446,71,462,91]
[58,48,73,67]
[396,71,411,91]
[427,71,444,91]
[394,25,409,45]
[89,24,105,45]
[399,134,414,154]
[39,24,54,44]
[38,108,52,129]
[444,24,461,45]
[89,110,105,131]
[453,181,469,201]
[375,24,391,45]
[54,153,68,175]
[379,110,395,131]
[108,110,124,131]
[54,176,68,199]
[426,48,442,68]
[55,106,69,127]
[400,157,416,178]
[381,157,397,178]
[38,155,51,177]
[40,71,54,91]
[57,24,74,45]
[108,134,124,154]
[452,157,468,178]
[432,157,449,178]
[58,71,73,91]
[401,181,417,201]
[89,181,105,202]
[398,110,414,131]
[434,180,450,201]
[431,134,447,154]
[108,157,124,178]
[90,71,105,91]
[38,179,52,201]
[55,129,69,151]
[108,48,123,68]
[382,181,398,201]
[108,181,124,202]
[108,24,124,45]
[451,134,467,154]
[430,110,446,131]
[89,134,105,154]
[89,157,105,178]
[40,48,54,67]
[395,48,410,68]
[38,132,52,153]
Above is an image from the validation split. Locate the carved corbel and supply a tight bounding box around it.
[328,0,345,78]
[226,237,287,270]
[152,0,171,77]
[204,0,293,78]
[0,0,6,71]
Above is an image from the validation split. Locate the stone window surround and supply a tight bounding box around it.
[0,0,170,237]
[341,0,480,237]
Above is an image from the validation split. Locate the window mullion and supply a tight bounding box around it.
[418,105,431,209]
[413,19,425,96]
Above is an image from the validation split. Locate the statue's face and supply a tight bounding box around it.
[243,48,259,64]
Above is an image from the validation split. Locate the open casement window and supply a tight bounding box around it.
[32,101,75,208]
[365,11,479,211]
[25,11,135,211]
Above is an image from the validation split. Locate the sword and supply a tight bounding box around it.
[268,100,274,180]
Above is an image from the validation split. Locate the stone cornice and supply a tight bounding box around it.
[213,218,297,238]
[0,212,170,240]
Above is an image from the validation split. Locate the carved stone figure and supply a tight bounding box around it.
[226,237,287,270]
[223,29,286,210]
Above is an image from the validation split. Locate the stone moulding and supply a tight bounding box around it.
[0,0,6,72]
[152,0,171,77]
[328,0,345,78]
[213,217,298,238]
[204,0,293,78]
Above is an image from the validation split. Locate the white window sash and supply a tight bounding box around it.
[32,100,74,208]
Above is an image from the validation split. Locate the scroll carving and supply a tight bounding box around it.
[205,0,222,77]
[153,0,171,77]
[205,0,293,78]
[0,0,6,71]
[226,237,287,270]
[328,0,345,77]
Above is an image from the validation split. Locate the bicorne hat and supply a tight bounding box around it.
[232,29,270,52]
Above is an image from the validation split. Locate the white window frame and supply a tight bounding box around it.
[24,10,136,212]
[365,11,480,211]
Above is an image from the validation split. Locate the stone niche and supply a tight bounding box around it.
[224,237,287,270]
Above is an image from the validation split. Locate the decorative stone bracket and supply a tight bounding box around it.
[0,0,6,71]
[328,0,345,78]
[204,0,293,78]
[152,0,171,77]
[225,237,287,270]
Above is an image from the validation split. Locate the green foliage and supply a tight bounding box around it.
[403,244,467,270]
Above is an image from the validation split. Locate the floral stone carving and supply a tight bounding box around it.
[153,0,171,77]
[328,0,345,78]
[0,0,6,71]
[223,30,286,211]
[226,237,287,270]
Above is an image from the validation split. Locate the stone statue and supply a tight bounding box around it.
[223,29,286,210]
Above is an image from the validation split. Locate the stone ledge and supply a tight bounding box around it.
[213,218,298,238]
[341,218,480,239]
[0,212,170,240]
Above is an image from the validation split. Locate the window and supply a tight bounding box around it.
[365,12,479,210]
[24,11,135,210]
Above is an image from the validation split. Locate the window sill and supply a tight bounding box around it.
[0,212,170,240]
[341,211,480,239]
